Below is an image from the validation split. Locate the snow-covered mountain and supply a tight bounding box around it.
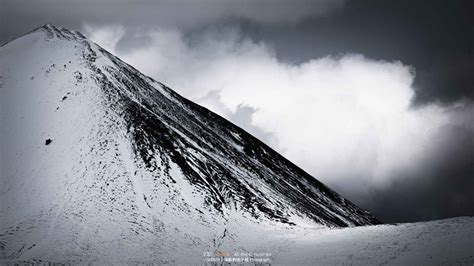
[0,24,380,263]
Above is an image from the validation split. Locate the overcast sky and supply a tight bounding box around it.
[1,0,472,223]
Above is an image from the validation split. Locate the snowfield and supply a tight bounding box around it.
[0,24,472,265]
[272,217,474,265]
[1,217,473,264]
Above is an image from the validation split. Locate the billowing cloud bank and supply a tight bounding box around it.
[85,24,473,222]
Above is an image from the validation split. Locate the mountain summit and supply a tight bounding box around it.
[0,24,378,263]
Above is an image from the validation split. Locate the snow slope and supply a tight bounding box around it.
[1,24,472,264]
[196,216,474,265]
[272,217,474,265]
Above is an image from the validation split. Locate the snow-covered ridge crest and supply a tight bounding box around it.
[1,24,379,262]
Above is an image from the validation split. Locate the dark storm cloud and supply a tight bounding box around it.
[415,54,474,105]
[337,113,474,223]
[0,0,345,44]
[380,124,473,223]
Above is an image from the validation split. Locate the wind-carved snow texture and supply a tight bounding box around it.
[1,24,472,265]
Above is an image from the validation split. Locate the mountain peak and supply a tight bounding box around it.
[40,22,56,29]
[30,23,86,41]
[32,22,60,34]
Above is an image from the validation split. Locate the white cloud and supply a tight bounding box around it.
[83,24,124,52]
[85,25,470,201]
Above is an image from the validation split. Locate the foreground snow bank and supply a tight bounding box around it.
[2,217,472,264]
[270,216,474,265]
